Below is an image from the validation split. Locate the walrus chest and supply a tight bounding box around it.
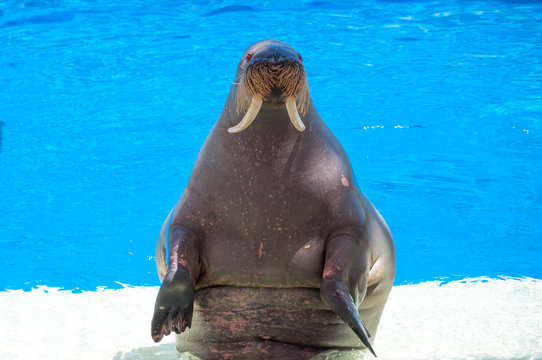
[197,184,329,288]
[193,132,347,287]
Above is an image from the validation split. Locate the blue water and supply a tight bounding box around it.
[0,0,540,291]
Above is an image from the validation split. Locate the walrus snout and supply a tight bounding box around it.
[244,59,306,99]
[229,42,310,134]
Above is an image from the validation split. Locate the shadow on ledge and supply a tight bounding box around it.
[112,342,191,359]
[113,345,367,359]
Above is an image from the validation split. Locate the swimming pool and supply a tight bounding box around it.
[0,0,541,359]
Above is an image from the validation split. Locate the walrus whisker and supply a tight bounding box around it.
[296,80,310,115]
[235,71,251,114]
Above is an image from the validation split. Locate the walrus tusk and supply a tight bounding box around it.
[286,97,306,132]
[228,96,263,133]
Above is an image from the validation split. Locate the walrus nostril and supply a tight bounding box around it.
[273,53,281,62]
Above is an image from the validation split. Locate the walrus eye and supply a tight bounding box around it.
[246,53,252,61]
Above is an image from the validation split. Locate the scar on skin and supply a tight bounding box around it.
[258,241,264,259]
[341,174,349,187]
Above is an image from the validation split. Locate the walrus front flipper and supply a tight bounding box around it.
[151,226,202,343]
[320,227,377,357]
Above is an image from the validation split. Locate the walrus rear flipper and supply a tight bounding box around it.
[320,227,377,357]
[151,224,202,343]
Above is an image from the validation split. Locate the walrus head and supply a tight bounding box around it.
[229,40,310,133]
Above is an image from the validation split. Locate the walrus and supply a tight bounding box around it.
[151,39,395,359]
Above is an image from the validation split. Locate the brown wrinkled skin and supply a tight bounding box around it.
[152,40,396,360]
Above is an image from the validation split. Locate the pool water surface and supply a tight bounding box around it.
[0,0,540,291]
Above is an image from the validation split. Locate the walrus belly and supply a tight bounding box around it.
[175,287,363,359]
